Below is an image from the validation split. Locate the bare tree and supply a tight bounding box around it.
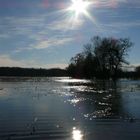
[68,36,133,79]
[92,36,133,78]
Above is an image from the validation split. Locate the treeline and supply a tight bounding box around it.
[117,70,140,79]
[134,66,140,78]
[0,67,67,77]
[67,36,140,79]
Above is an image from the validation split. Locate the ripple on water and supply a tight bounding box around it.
[83,107,112,119]
[0,77,140,139]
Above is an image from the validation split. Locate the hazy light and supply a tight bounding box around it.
[71,99,80,104]
[66,0,99,28]
[56,78,90,83]
[68,0,90,18]
[72,127,83,140]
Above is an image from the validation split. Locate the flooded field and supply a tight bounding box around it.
[0,77,140,140]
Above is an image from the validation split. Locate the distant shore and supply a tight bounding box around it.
[0,67,140,79]
[0,67,68,77]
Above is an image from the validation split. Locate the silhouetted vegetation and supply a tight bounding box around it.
[135,66,140,78]
[67,36,134,79]
[0,67,67,77]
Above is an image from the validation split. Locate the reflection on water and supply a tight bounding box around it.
[0,77,140,140]
[72,127,83,140]
[55,78,90,83]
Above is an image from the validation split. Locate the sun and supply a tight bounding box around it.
[68,0,90,18]
[66,0,97,27]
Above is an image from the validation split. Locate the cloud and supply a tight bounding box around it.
[0,13,82,52]
[44,63,68,69]
[0,55,67,68]
[0,34,10,39]
[90,0,127,8]
[0,16,43,41]
[46,17,84,31]
[85,19,140,35]
[100,20,140,33]
[0,12,83,38]
[90,0,140,9]
[31,37,73,49]
[0,55,28,67]
[0,1,40,8]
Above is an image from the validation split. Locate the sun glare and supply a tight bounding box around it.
[65,0,97,28]
[68,0,90,18]
[72,127,83,140]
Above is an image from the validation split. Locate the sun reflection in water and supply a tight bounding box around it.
[72,127,83,140]
[56,78,89,83]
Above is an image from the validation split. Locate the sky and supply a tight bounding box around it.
[0,0,140,69]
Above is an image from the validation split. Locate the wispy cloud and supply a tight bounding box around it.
[0,55,67,68]
[90,0,127,8]
[0,34,10,39]
[0,1,40,8]
[46,18,84,31]
[0,55,28,67]
[100,20,140,33]
[44,63,68,69]
[0,12,82,53]
[31,37,73,49]
[0,12,83,36]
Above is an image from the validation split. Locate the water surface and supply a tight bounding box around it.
[0,77,140,140]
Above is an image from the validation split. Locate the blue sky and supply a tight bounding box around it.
[0,0,140,68]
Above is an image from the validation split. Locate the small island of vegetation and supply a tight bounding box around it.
[67,36,140,79]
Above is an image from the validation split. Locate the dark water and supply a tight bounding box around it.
[0,77,140,140]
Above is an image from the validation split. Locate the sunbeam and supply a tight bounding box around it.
[66,0,98,25]
[68,0,90,18]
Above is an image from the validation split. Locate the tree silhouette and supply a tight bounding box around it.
[93,37,133,78]
[135,66,140,77]
[67,36,133,79]
[67,53,85,78]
